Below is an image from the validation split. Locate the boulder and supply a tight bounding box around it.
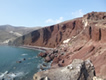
[33,59,95,80]
[16,61,22,63]
[23,58,26,61]
[49,53,55,60]
[93,76,104,80]
[45,56,52,62]
[38,52,47,57]
[53,49,58,53]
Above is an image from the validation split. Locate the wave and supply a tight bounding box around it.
[0,71,8,78]
[22,53,28,56]
[37,61,52,72]
[0,71,24,80]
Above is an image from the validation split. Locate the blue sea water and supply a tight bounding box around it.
[0,46,44,80]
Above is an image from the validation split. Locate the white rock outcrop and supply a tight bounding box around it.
[63,38,70,44]
[33,59,95,80]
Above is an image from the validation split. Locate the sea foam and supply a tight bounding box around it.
[0,71,24,80]
[21,54,28,56]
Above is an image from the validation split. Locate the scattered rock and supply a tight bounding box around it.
[33,59,95,80]
[16,61,22,63]
[42,63,47,67]
[49,53,55,60]
[39,52,47,57]
[23,58,26,61]
[53,49,58,53]
[40,65,44,71]
[45,56,52,62]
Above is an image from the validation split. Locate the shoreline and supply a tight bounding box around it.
[20,45,54,51]
[0,45,50,80]
[0,44,55,79]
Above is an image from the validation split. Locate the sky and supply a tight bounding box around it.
[0,0,106,27]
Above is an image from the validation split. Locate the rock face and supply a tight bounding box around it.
[0,25,41,44]
[33,59,95,80]
[11,18,83,47]
[11,12,106,47]
[47,12,106,78]
[12,12,106,78]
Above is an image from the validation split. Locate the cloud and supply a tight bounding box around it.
[55,17,63,23]
[71,9,84,18]
[45,17,63,24]
[45,19,54,23]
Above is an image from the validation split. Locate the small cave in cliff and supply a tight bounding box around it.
[72,21,75,30]
[99,28,101,40]
[89,26,92,39]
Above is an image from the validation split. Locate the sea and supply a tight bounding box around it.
[0,45,48,80]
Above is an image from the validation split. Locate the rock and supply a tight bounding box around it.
[38,52,47,57]
[40,65,44,70]
[11,12,106,78]
[83,12,106,20]
[16,61,22,63]
[44,53,56,62]
[42,63,47,67]
[93,76,104,80]
[23,58,26,60]
[33,76,50,80]
[45,56,52,62]
[53,49,58,53]
[49,53,55,60]
[12,12,83,48]
[51,57,59,66]
[33,59,95,80]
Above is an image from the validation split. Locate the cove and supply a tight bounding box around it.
[0,45,43,80]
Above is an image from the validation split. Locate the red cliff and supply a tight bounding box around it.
[12,12,106,78]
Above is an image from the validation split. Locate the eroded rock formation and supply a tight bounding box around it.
[11,12,106,79]
[33,59,95,80]
[11,18,83,48]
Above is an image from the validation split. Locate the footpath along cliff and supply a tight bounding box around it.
[11,12,106,79]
